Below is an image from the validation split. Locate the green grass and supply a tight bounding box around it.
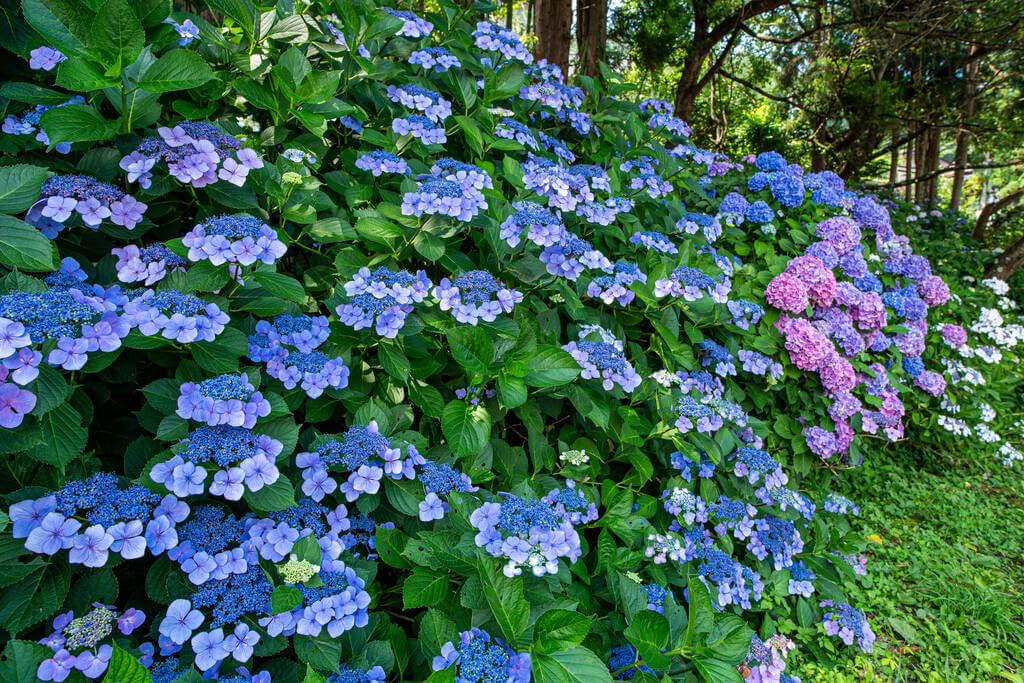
[796,446,1024,682]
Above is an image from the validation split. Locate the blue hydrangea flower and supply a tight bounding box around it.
[433,270,523,325]
[182,214,286,276]
[432,628,531,682]
[499,201,564,248]
[386,84,452,122]
[176,374,270,429]
[409,46,460,72]
[354,150,410,176]
[563,326,641,392]
[120,122,262,189]
[26,174,147,236]
[820,601,875,652]
[401,177,487,221]
[123,290,230,343]
[112,244,187,285]
[473,22,532,63]
[336,267,432,338]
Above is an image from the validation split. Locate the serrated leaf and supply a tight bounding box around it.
[441,400,489,458]
[402,568,449,609]
[0,165,50,213]
[533,610,592,654]
[0,216,57,272]
[533,648,613,683]
[101,644,151,682]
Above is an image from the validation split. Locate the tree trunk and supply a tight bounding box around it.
[973,189,1024,240]
[949,56,980,212]
[985,231,1024,280]
[888,131,899,185]
[925,126,941,204]
[575,0,606,78]
[914,124,928,204]
[904,131,913,201]
[533,0,573,78]
[505,0,514,29]
[672,53,707,122]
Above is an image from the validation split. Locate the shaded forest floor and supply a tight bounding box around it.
[795,445,1024,682]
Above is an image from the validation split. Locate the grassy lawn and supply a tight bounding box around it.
[796,446,1024,682]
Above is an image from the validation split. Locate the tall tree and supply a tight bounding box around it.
[533,0,573,76]
[576,0,607,78]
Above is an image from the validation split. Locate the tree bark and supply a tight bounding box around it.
[575,0,606,78]
[904,131,913,201]
[671,0,789,120]
[533,0,573,78]
[949,55,980,212]
[985,231,1024,280]
[925,126,941,204]
[888,131,899,185]
[973,189,1024,240]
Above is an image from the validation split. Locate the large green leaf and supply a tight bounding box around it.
[533,648,614,683]
[440,400,489,457]
[533,609,592,654]
[0,216,57,272]
[88,0,144,68]
[0,166,50,213]
[402,568,449,609]
[38,104,120,143]
[476,554,530,644]
[523,345,581,387]
[137,49,216,92]
[624,610,670,668]
[447,326,494,374]
[101,645,152,682]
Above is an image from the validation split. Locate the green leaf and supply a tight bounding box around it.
[441,400,489,458]
[25,0,92,54]
[533,648,614,683]
[0,640,52,682]
[0,82,72,105]
[0,537,45,589]
[624,610,670,668]
[693,656,743,683]
[477,554,530,644]
[378,340,409,382]
[251,271,305,303]
[294,632,341,672]
[101,644,152,682]
[0,562,70,635]
[271,586,304,614]
[686,577,714,646]
[419,608,459,659]
[533,609,592,654]
[137,48,215,92]
[38,104,119,143]
[496,372,527,408]
[28,403,87,468]
[243,477,296,512]
[89,0,144,68]
[523,346,580,387]
[703,615,753,663]
[447,326,494,374]
[0,166,50,213]
[55,56,120,90]
[402,568,449,609]
[302,664,328,683]
[191,327,248,373]
[0,216,57,272]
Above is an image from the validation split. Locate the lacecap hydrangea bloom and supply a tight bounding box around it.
[176,374,271,429]
[266,349,350,398]
[112,244,187,285]
[12,472,187,564]
[37,604,146,681]
[182,214,287,273]
[120,122,263,189]
[470,490,585,577]
[295,421,421,502]
[336,266,432,338]
[26,174,147,237]
[122,290,229,343]
[563,325,642,392]
[433,270,523,325]
[432,628,531,682]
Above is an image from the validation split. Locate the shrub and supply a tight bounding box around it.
[0,0,1010,681]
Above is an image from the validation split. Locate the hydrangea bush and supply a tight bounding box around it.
[0,0,1000,681]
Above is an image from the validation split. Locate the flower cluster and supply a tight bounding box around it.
[401,177,487,221]
[26,174,147,236]
[11,472,187,565]
[336,267,432,337]
[433,270,523,325]
[432,628,531,682]
[120,123,263,189]
[36,604,146,681]
[151,426,283,500]
[471,491,584,577]
[123,290,229,343]
[176,374,271,429]
[563,326,642,392]
[112,244,188,285]
[820,601,876,652]
[296,421,421,502]
[182,214,287,275]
